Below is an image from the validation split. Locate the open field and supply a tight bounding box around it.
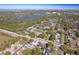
[0,33,19,51]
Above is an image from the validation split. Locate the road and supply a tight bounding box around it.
[12,44,25,55]
[0,29,54,55]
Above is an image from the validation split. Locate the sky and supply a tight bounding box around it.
[0,4,79,10]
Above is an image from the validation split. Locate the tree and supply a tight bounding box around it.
[47,30,51,34]
[31,48,36,55]
[35,47,42,55]
[74,48,79,55]
[31,47,42,55]
[61,45,69,53]
[67,49,74,55]
[48,42,53,47]
[49,32,56,41]
[29,32,35,38]
[22,49,32,55]
[75,31,79,37]
[38,33,46,39]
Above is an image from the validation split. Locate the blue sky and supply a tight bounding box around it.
[0,4,79,10]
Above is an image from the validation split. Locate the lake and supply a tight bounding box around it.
[16,14,46,21]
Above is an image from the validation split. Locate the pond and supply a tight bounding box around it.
[16,14,46,21]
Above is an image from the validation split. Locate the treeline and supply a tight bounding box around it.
[0,16,48,32]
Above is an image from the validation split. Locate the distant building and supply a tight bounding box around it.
[26,27,33,31]
[46,12,51,14]
[52,12,57,14]
[55,33,61,40]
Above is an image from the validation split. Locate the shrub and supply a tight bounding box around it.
[38,33,46,39]
[29,32,35,38]
[75,31,79,37]
[61,45,69,53]
[22,49,32,55]
[74,48,79,55]
[49,32,56,41]
[48,42,53,47]
[31,47,42,55]
[4,51,11,55]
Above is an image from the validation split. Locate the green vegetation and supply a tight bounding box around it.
[48,42,53,47]
[74,48,79,55]
[0,16,48,32]
[42,27,50,31]
[0,11,79,55]
[49,35,55,41]
[67,49,74,54]
[29,32,35,38]
[38,33,46,39]
[0,11,79,32]
[22,47,42,55]
[31,47,42,55]
[61,45,69,53]
[75,31,79,37]
[22,49,32,55]
[4,51,11,55]
[49,32,56,41]
[47,30,51,34]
